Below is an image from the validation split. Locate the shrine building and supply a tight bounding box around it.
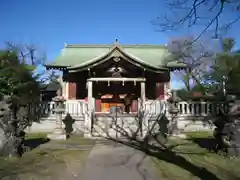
[45,40,185,114]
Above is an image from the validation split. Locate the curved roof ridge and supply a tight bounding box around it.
[122,44,167,48]
[66,44,112,48]
[65,44,167,49]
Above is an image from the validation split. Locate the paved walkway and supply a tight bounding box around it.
[80,144,159,180]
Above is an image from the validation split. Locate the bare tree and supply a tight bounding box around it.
[166,36,215,91]
[4,41,58,84]
[155,0,240,40]
[5,41,46,65]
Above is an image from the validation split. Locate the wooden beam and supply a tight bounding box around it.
[87,77,146,82]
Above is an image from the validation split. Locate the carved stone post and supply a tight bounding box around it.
[47,76,67,140]
[168,90,186,138]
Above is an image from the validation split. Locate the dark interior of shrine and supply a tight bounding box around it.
[73,78,156,100]
[93,81,141,112]
[93,81,140,102]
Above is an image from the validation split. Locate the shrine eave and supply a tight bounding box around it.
[45,65,69,70]
[164,61,189,71]
[45,64,167,73]
[45,62,188,72]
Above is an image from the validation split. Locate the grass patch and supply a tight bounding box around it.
[0,133,94,179]
[24,133,96,146]
[185,131,213,138]
[152,132,240,180]
[0,148,89,179]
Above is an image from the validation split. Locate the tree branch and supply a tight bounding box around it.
[5,42,44,66]
[155,0,240,40]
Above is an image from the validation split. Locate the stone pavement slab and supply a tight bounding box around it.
[81,144,159,180]
[39,143,94,150]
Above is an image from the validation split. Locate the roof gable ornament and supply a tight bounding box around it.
[114,39,118,45]
[111,47,122,57]
[113,57,121,62]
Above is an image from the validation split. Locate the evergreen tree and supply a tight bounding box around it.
[0,50,40,105]
[204,38,240,96]
[0,50,40,157]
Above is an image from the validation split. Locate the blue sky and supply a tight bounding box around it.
[0,0,238,89]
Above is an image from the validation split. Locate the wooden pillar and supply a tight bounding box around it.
[155,83,164,100]
[68,82,77,99]
[141,81,147,137]
[65,82,69,99]
[141,82,146,107]
[62,82,69,99]
[85,80,93,137]
[164,82,170,100]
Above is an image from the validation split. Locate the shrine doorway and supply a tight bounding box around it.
[93,80,140,113]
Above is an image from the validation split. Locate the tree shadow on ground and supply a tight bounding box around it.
[24,138,50,150]
[91,100,239,180]
[99,111,222,180]
[108,137,222,180]
[187,136,216,151]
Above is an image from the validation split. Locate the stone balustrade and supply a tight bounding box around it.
[38,100,228,119]
[39,100,87,117]
[27,99,229,134]
[176,101,228,117]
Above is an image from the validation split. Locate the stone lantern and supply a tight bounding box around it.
[167,90,186,138]
[47,87,67,140]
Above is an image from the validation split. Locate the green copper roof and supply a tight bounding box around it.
[47,44,171,69]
